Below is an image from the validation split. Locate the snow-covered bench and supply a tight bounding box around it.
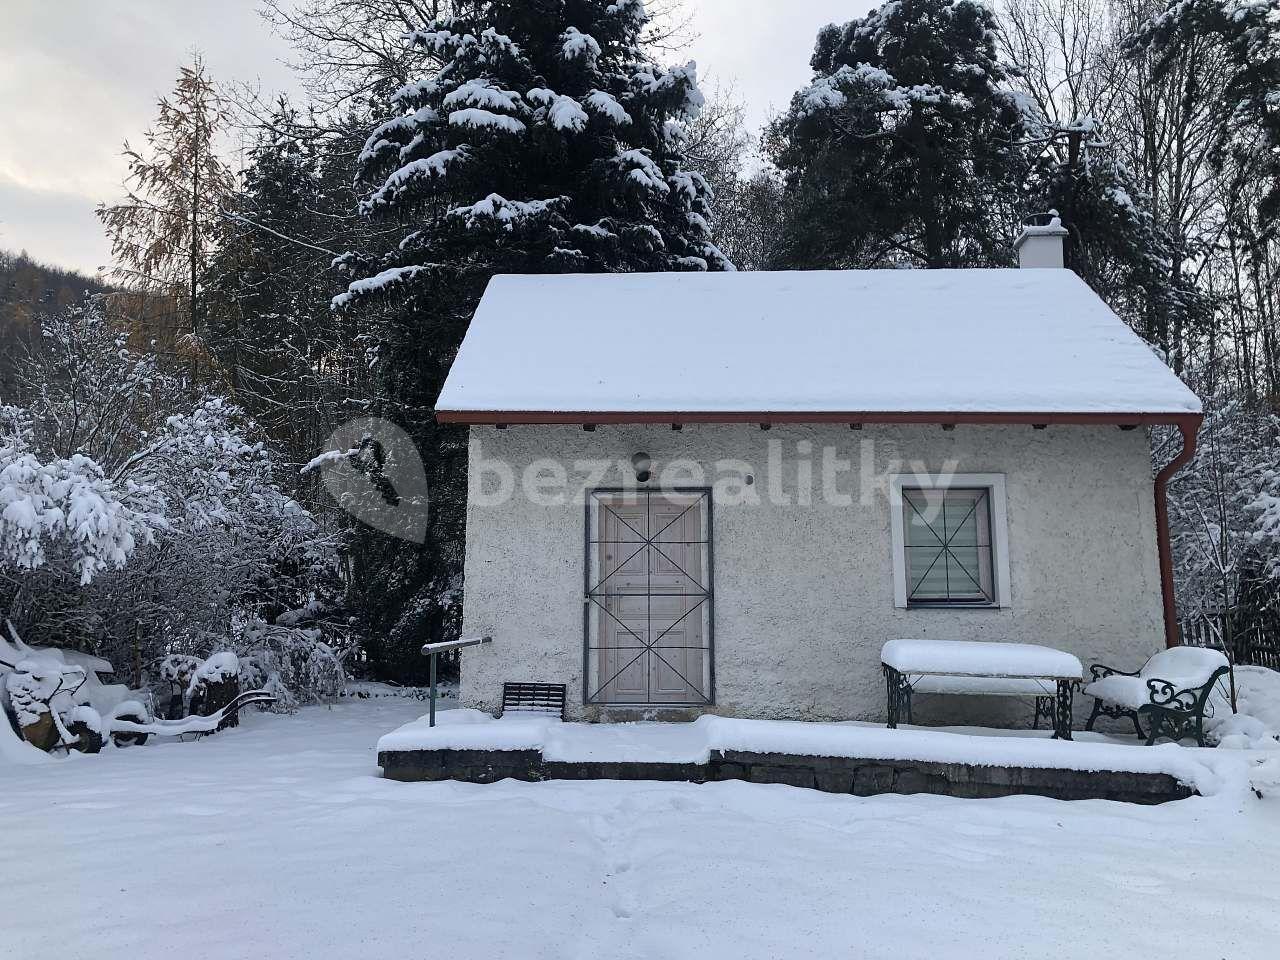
[881,639,1084,740]
[1083,647,1229,747]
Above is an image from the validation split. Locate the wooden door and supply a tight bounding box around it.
[590,492,710,705]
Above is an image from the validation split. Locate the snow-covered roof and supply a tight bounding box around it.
[435,270,1202,422]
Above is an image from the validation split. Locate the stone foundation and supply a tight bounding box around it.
[379,747,1193,804]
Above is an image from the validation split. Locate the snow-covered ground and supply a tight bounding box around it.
[3,698,1279,959]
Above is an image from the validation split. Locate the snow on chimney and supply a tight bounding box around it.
[1014,211,1069,268]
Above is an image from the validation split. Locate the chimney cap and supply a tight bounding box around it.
[1014,210,1069,268]
[1014,210,1069,251]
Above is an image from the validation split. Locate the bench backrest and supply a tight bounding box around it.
[1141,647,1229,687]
[502,682,566,719]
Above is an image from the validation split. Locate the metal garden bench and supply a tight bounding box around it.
[501,682,567,720]
[1083,646,1230,747]
[881,639,1084,740]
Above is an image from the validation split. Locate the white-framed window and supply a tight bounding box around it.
[889,473,1011,609]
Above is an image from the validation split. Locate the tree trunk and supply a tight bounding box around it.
[190,124,201,384]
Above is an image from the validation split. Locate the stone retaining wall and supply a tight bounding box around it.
[378,747,1193,804]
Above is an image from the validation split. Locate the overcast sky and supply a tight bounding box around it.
[0,0,865,276]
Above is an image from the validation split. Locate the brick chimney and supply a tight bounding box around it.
[1014,211,1069,268]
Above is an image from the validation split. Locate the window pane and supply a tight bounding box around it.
[904,491,942,541]
[946,546,986,595]
[902,487,995,604]
[908,546,950,598]
[944,493,979,546]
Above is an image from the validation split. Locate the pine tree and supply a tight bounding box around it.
[96,55,235,371]
[335,0,730,315]
[325,0,730,679]
[767,0,1027,269]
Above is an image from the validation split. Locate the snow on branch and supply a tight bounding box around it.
[1,414,161,585]
[667,168,712,203]
[404,28,472,58]
[548,96,590,132]
[391,77,442,107]
[631,61,705,119]
[605,0,648,26]
[448,108,527,136]
[613,149,670,195]
[795,62,968,122]
[358,108,441,168]
[528,88,590,133]
[561,27,602,63]
[671,255,709,270]
[361,148,472,213]
[332,264,434,310]
[584,90,632,125]
[447,193,567,232]
[442,80,525,114]
[476,26,521,60]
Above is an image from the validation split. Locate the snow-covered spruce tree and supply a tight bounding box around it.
[767,0,1026,269]
[335,0,731,305]
[328,1,730,681]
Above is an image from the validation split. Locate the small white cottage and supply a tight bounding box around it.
[435,227,1203,723]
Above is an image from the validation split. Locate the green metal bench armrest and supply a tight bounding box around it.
[1132,665,1230,747]
[1140,665,1231,716]
[1088,662,1140,682]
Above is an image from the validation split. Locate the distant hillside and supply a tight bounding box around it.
[0,250,114,398]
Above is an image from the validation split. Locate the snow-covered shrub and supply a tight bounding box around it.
[159,654,203,687]
[1,407,162,586]
[188,652,240,691]
[1206,666,1280,750]
[341,680,434,701]
[2,301,339,678]
[232,619,348,712]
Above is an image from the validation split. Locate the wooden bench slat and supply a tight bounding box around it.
[502,682,566,720]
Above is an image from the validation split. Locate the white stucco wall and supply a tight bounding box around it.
[457,424,1165,725]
